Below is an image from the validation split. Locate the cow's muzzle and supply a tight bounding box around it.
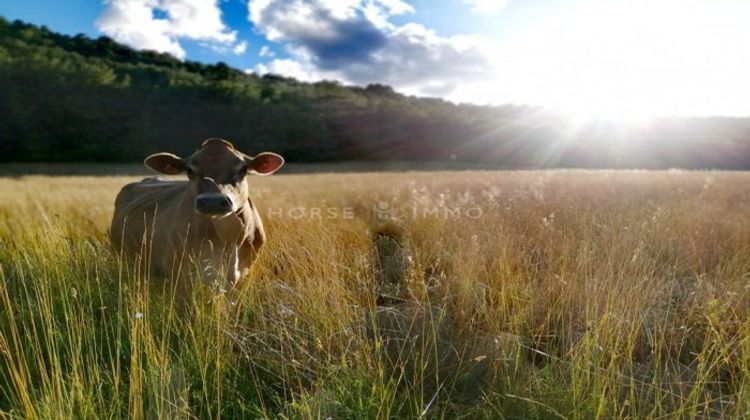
[195,194,234,216]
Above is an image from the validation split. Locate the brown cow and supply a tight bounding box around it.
[110,138,284,292]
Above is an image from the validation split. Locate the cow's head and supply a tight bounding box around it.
[144,138,284,217]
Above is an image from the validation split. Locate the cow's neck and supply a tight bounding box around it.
[210,211,246,245]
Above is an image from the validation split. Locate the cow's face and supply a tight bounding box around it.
[144,138,284,217]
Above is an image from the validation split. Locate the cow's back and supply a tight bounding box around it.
[110,177,189,258]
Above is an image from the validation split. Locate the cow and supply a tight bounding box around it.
[110,138,284,294]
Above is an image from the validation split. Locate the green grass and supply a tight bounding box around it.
[1,170,749,418]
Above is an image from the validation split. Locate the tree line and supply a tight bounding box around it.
[2,17,750,168]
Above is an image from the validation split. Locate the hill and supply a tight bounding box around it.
[2,17,750,168]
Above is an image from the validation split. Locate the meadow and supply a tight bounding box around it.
[0,170,749,419]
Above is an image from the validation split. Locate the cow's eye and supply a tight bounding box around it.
[186,168,195,178]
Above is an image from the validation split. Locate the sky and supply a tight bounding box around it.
[2,0,750,121]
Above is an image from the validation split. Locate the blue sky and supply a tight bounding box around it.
[0,0,513,73]
[2,0,750,119]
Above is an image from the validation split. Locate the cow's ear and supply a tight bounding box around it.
[246,152,284,175]
[144,153,186,175]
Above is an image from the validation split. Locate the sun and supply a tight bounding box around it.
[466,0,750,124]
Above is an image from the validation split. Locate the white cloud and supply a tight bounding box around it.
[259,45,275,57]
[462,0,510,15]
[254,58,322,82]
[250,0,750,118]
[97,0,244,59]
[249,0,494,98]
[233,41,248,55]
[203,39,248,55]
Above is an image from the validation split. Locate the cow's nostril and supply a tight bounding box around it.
[195,195,233,215]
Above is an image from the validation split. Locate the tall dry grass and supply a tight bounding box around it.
[0,170,748,418]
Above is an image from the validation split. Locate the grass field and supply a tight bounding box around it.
[1,170,749,418]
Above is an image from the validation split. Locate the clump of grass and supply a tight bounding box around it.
[0,170,749,418]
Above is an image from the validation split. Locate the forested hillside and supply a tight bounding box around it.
[2,17,750,168]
